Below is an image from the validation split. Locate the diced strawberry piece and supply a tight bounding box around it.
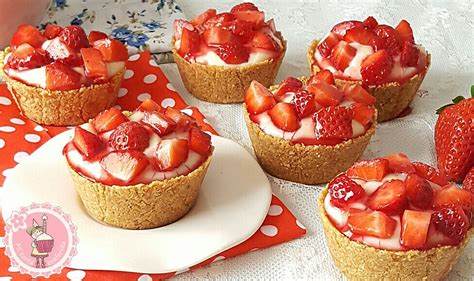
[45,62,82,90]
[173,19,194,40]
[347,158,390,181]
[314,70,335,85]
[178,28,201,58]
[221,20,254,43]
[331,20,364,37]
[156,139,189,171]
[100,150,148,182]
[405,173,433,209]
[138,99,162,112]
[11,25,45,49]
[274,77,303,98]
[412,162,448,186]
[291,89,316,118]
[317,32,340,58]
[360,49,393,85]
[88,31,108,44]
[351,103,375,127]
[43,24,64,40]
[251,31,280,51]
[191,8,217,26]
[344,27,383,51]
[7,43,51,69]
[268,102,300,132]
[463,167,474,194]
[383,153,415,173]
[203,12,236,29]
[93,38,129,62]
[109,122,150,151]
[202,27,235,45]
[244,80,276,114]
[231,2,259,13]
[330,41,356,71]
[307,79,343,107]
[367,179,407,215]
[373,25,400,56]
[81,47,108,82]
[432,184,473,210]
[401,210,431,248]
[59,25,89,50]
[328,174,365,207]
[142,112,177,136]
[215,41,249,64]
[313,105,353,141]
[432,206,470,242]
[395,20,414,44]
[73,127,104,158]
[348,210,397,238]
[164,107,198,129]
[400,41,420,67]
[45,37,81,66]
[189,127,212,155]
[362,16,378,29]
[232,11,265,30]
[341,84,376,106]
[93,107,128,133]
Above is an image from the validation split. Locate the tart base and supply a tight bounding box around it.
[0,48,124,126]
[307,40,431,122]
[67,155,212,230]
[318,188,474,281]
[243,105,376,185]
[171,34,286,104]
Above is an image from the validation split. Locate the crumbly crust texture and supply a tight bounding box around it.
[318,188,474,281]
[0,47,124,126]
[171,33,286,104]
[307,40,431,122]
[243,104,376,185]
[67,154,212,230]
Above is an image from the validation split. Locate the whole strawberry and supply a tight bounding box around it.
[435,88,474,182]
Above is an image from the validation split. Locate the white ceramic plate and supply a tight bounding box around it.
[1,130,272,274]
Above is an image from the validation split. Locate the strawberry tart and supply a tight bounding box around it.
[0,24,128,125]
[308,17,430,121]
[318,154,473,280]
[243,71,377,184]
[63,99,213,229]
[172,2,286,103]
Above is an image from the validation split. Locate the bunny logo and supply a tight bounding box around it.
[4,203,78,278]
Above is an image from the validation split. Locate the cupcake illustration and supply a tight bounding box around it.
[26,215,54,268]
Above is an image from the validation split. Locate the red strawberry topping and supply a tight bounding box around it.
[291,89,316,118]
[45,37,81,66]
[367,179,407,215]
[93,107,128,133]
[348,210,397,238]
[373,25,400,56]
[268,103,300,132]
[7,44,51,70]
[395,20,414,44]
[93,38,129,62]
[360,49,393,85]
[230,2,259,13]
[178,28,201,59]
[347,158,389,181]
[344,27,383,51]
[432,206,470,242]
[328,174,365,207]
[432,184,473,210]
[274,77,303,99]
[45,62,82,90]
[341,84,376,106]
[156,139,189,171]
[164,107,198,129]
[314,70,335,85]
[138,99,163,112]
[251,31,280,51]
[202,27,235,45]
[142,112,177,136]
[405,173,433,209]
[58,25,89,50]
[412,162,448,186]
[383,153,415,174]
[331,20,364,37]
[362,16,378,29]
[317,32,340,58]
[88,31,108,44]
[351,103,375,127]
[400,41,420,67]
[109,122,150,151]
[330,41,356,71]
[191,9,217,26]
[401,210,431,248]
[463,167,474,194]
[73,127,104,158]
[189,127,212,155]
[313,106,353,141]
[100,150,148,182]
[232,11,265,30]
[244,80,276,114]
[43,24,64,40]
[215,41,250,64]
[307,79,343,107]
[11,25,46,49]
[80,47,108,82]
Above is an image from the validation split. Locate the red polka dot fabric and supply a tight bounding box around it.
[0,52,306,280]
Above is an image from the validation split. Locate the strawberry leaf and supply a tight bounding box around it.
[471,85,474,98]
[436,95,466,115]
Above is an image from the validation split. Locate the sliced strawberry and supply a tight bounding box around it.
[400,41,419,67]
[93,38,128,62]
[367,180,407,215]
[412,162,448,186]
[191,8,217,26]
[178,28,201,58]
[348,210,397,238]
[344,27,383,51]
[202,12,236,29]
[11,25,45,49]
[314,70,335,85]
[221,20,254,43]
[360,49,393,85]
[173,19,194,40]
[156,139,189,171]
[331,20,364,37]
[401,210,431,248]
[88,31,108,44]
[215,41,249,64]
[232,11,265,30]
[230,2,259,13]
[81,47,108,82]
[43,24,64,40]
[45,62,82,91]
[291,89,316,118]
[73,127,104,158]
[395,20,414,44]
[351,103,375,127]
[432,206,470,242]
[142,112,177,136]
[432,184,473,210]
[251,31,280,51]
[202,27,235,45]
[362,16,378,29]
[463,167,474,194]
[307,79,343,107]
[59,25,89,50]
[328,174,365,207]
[274,77,303,99]
[341,84,376,106]
[268,103,300,132]
[405,173,433,209]
[100,150,148,182]
[313,105,353,141]
[189,127,212,155]
[93,107,128,133]
[317,32,340,58]
[347,158,390,181]
[138,99,162,112]
[45,37,79,65]
[7,43,50,70]
[383,153,415,174]
[164,107,198,129]
[109,122,150,151]
[330,41,356,71]
[373,25,400,56]
[244,80,276,114]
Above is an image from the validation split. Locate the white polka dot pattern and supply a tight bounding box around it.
[0,96,12,105]
[14,151,29,163]
[143,74,157,84]
[260,225,278,237]
[24,134,41,143]
[124,69,134,79]
[0,126,15,133]
[9,118,25,125]
[268,205,283,216]
[118,88,128,97]
[137,93,152,102]
[161,98,176,108]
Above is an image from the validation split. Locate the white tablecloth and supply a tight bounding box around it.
[159,0,474,279]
